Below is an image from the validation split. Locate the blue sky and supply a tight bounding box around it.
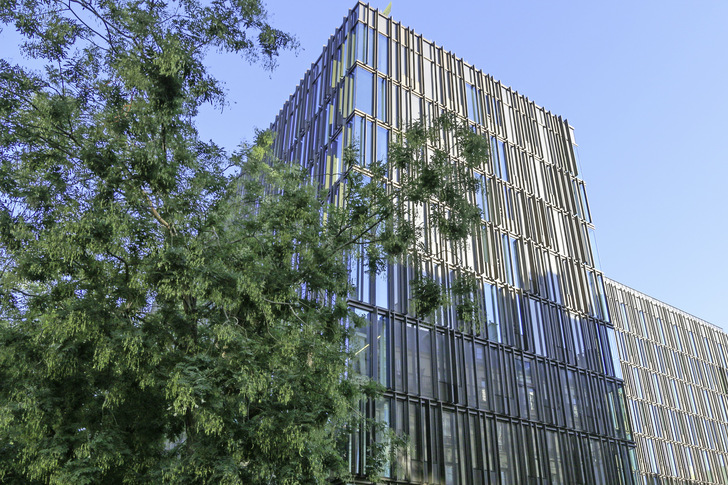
[3,0,726,330]
[196,0,728,330]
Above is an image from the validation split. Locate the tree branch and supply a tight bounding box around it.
[143,191,176,235]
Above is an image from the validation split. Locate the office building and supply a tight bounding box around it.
[270,3,636,483]
[606,280,728,485]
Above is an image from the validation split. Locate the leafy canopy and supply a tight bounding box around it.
[0,0,489,483]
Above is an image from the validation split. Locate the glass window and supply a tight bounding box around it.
[393,319,404,391]
[478,225,491,278]
[578,183,592,222]
[656,317,666,344]
[355,23,375,65]
[586,319,605,373]
[475,344,488,409]
[689,331,698,356]
[607,383,623,438]
[408,402,423,481]
[567,370,582,430]
[354,67,373,115]
[376,76,387,122]
[406,323,419,394]
[547,430,564,484]
[376,315,389,387]
[375,399,392,477]
[474,173,487,220]
[419,326,433,397]
[465,83,481,124]
[524,359,538,420]
[718,343,727,368]
[538,362,554,425]
[514,358,529,420]
[485,283,501,343]
[549,254,563,305]
[462,340,477,407]
[400,42,408,84]
[423,59,434,99]
[489,136,499,176]
[688,385,698,413]
[498,140,509,182]
[606,326,623,378]
[638,311,648,337]
[497,421,514,483]
[352,115,373,167]
[646,438,659,474]
[350,244,371,304]
[351,309,371,377]
[673,325,682,350]
[566,434,586,484]
[559,368,573,429]
[355,23,365,63]
[501,234,514,287]
[410,92,421,120]
[618,386,631,440]
[443,411,459,485]
[391,83,400,129]
[589,439,605,485]
[490,348,505,414]
[632,367,643,399]
[391,40,399,81]
[375,263,388,307]
[596,275,609,321]
[619,303,630,332]
[704,337,713,361]
[412,48,421,91]
[508,236,522,289]
[630,401,641,434]
[570,314,585,368]
[377,33,388,74]
[437,332,452,402]
[528,298,544,356]
[376,125,388,164]
[469,416,484,481]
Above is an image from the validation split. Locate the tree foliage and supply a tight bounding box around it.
[0,1,488,483]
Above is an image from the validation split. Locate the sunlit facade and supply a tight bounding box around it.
[269,2,637,483]
[606,280,728,485]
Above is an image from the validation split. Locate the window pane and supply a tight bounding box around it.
[475,344,488,409]
[419,326,433,397]
[443,411,459,485]
[376,125,389,164]
[355,67,373,115]
[377,315,389,386]
[351,309,370,377]
[375,263,388,307]
[377,76,388,122]
[377,33,388,74]
[406,323,419,394]
[437,332,452,401]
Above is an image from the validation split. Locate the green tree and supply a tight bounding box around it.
[0,1,488,483]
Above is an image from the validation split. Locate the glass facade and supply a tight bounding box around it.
[606,280,728,485]
[270,2,636,483]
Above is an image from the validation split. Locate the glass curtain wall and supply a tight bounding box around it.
[607,279,728,485]
[269,2,637,483]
